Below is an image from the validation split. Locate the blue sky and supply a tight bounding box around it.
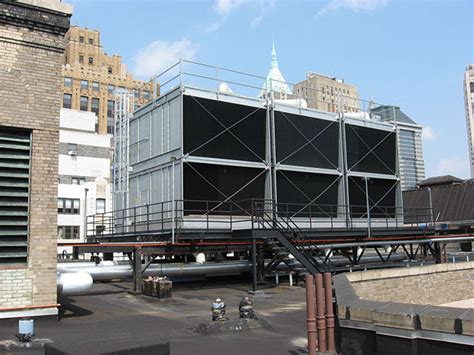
[70,0,473,178]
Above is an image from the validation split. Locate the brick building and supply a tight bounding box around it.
[0,0,72,318]
[293,72,359,113]
[62,26,156,135]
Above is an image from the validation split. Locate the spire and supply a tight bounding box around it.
[271,41,278,69]
[259,41,292,98]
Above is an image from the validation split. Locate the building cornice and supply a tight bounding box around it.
[0,0,71,36]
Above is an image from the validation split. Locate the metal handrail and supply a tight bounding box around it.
[86,198,434,240]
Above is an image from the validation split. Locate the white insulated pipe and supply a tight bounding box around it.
[57,271,93,295]
[58,261,251,281]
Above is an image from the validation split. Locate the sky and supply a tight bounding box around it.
[69,0,473,178]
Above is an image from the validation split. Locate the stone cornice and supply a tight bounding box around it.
[0,0,71,36]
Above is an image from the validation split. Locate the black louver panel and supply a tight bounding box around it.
[0,128,30,263]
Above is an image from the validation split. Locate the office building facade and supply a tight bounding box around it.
[293,72,359,113]
[62,26,156,135]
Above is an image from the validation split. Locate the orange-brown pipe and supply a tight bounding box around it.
[315,273,327,352]
[305,274,317,355]
[324,272,336,352]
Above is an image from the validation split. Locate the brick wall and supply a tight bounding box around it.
[349,262,474,305]
[0,1,71,315]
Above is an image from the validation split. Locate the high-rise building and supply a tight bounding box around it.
[62,26,156,135]
[0,0,71,319]
[293,72,359,113]
[464,64,474,177]
[371,106,425,191]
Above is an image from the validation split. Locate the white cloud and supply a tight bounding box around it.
[436,158,470,178]
[132,39,198,79]
[205,21,222,33]
[214,0,248,15]
[422,126,438,142]
[318,0,389,15]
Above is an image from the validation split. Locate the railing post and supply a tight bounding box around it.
[133,206,137,233]
[206,201,209,231]
[161,202,164,232]
[251,200,254,230]
[251,235,257,292]
[330,205,333,230]
[229,202,233,231]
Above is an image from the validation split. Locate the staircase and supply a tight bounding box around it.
[254,203,335,276]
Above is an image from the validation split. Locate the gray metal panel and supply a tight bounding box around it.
[151,105,163,156]
[138,112,150,161]
[130,119,139,164]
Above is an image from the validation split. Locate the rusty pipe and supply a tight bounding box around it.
[324,272,336,352]
[315,273,327,352]
[305,274,317,355]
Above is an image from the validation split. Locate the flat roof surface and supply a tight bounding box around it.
[0,278,309,354]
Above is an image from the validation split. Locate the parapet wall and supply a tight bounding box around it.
[334,262,474,354]
[347,262,474,305]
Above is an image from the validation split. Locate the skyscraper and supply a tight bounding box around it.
[464,64,474,177]
[371,106,425,190]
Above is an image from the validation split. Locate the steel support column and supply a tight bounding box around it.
[133,247,142,293]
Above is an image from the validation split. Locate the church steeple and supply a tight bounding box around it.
[271,42,278,69]
[260,42,292,98]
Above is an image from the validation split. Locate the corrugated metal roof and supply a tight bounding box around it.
[403,179,474,223]
[418,175,464,187]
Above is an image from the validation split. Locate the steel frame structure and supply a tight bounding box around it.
[125,60,403,236]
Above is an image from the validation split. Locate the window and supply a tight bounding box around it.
[58,226,80,240]
[88,38,94,45]
[0,128,31,263]
[71,177,85,185]
[79,55,84,63]
[143,90,150,100]
[108,84,115,94]
[108,66,113,74]
[96,198,106,214]
[64,77,72,88]
[58,198,80,214]
[107,117,114,135]
[80,96,89,111]
[92,81,100,91]
[63,93,72,109]
[88,57,94,65]
[81,80,88,90]
[134,90,140,99]
[79,36,84,43]
[107,100,115,118]
[67,143,77,153]
[91,98,100,116]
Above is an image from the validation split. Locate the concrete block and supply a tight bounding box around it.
[418,306,466,334]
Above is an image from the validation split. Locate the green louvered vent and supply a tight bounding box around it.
[0,128,31,264]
